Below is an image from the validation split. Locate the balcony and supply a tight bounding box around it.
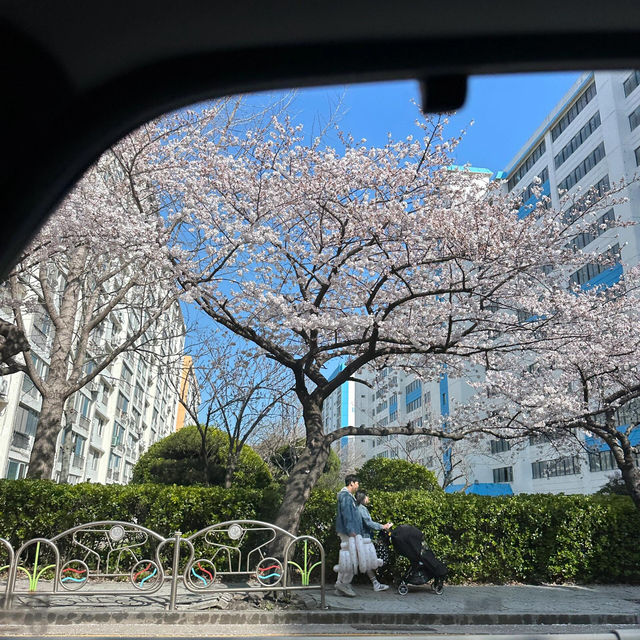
[111,442,125,455]
[90,429,106,450]
[21,378,40,401]
[11,431,30,451]
[106,467,120,482]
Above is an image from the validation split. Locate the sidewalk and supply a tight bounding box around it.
[0,583,638,629]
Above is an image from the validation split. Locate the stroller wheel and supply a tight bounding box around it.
[398,583,409,596]
[433,579,444,595]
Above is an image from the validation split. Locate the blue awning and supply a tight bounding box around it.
[585,425,640,452]
[445,482,513,496]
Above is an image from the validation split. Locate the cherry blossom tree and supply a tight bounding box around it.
[2,96,288,480]
[3,145,182,480]
[451,267,640,509]
[160,113,629,534]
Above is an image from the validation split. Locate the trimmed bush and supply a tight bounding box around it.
[131,425,272,488]
[357,457,442,493]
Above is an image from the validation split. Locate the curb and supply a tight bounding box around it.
[1,610,639,627]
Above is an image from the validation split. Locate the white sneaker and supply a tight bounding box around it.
[373,581,389,592]
[335,582,356,597]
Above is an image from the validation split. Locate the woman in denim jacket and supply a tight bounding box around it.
[355,490,392,591]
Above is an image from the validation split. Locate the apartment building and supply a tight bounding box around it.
[326,71,640,495]
[0,301,186,485]
[475,69,640,495]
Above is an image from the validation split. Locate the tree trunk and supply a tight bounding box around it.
[198,428,210,486]
[224,451,238,489]
[58,424,74,483]
[26,395,65,479]
[224,447,240,489]
[619,457,640,510]
[602,430,640,511]
[273,401,331,535]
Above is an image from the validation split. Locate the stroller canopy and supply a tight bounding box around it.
[390,524,424,563]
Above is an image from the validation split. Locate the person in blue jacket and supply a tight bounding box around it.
[355,489,391,591]
[334,474,361,596]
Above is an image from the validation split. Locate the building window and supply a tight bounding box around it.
[11,431,30,450]
[588,450,617,472]
[569,209,615,251]
[557,142,606,193]
[551,82,597,141]
[490,439,511,454]
[507,139,546,192]
[554,112,601,169]
[77,393,91,419]
[6,459,26,479]
[108,452,121,470]
[562,175,611,226]
[520,167,549,202]
[405,379,422,395]
[22,353,49,396]
[112,422,125,447]
[569,243,620,287]
[376,400,388,414]
[89,449,100,471]
[623,70,640,97]
[635,146,640,166]
[406,397,422,413]
[116,392,129,416]
[629,104,640,132]
[493,466,513,483]
[532,455,581,479]
[121,364,133,386]
[13,404,39,436]
[616,397,640,428]
[72,434,86,468]
[589,450,640,472]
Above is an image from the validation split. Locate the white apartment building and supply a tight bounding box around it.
[325,71,640,496]
[0,301,186,485]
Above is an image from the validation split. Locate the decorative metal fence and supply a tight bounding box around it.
[0,520,325,610]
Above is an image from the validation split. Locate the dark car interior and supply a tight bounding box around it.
[2,0,640,278]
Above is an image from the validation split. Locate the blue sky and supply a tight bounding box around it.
[284,72,581,174]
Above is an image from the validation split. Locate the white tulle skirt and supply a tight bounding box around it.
[333,534,384,579]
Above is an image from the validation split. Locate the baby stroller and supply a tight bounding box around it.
[382,524,447,595]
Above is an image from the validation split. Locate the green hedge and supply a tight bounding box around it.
[0,480,278,544]
[0,480,638,584]
[298,490,640,584]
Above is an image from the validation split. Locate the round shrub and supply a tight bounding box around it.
[357,457,442,492]
[131,425,271,488]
